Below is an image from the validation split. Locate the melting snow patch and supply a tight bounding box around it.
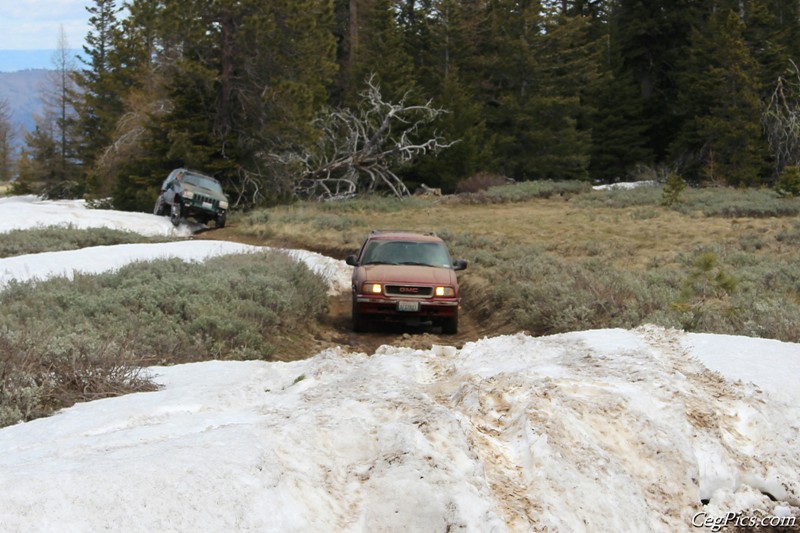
[0,195,194,237]
[0,327,798,532]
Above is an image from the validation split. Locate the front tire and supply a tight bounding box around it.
[216,213,226,228]
[170,201,182,227]
[441,309,458,335]
[352,297,367,333]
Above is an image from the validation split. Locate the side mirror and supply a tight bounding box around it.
[345,255,359,266]
[453,259,468,271]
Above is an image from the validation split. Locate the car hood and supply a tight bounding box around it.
[358,264,457,285]
[182,183,228,202]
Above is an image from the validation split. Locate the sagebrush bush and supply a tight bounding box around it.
[449,235,800,343]
[0,329,155,428]
[674,188,800,218]
[0,226,172,259]
[575,185,665,209]
[450,180,591,204]
[776,165,800,198]
[454,172,511,194]
[0,252,329,427]
[776,221,800,244]
[578,185,800,217]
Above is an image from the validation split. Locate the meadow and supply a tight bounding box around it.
[3,182,800,426]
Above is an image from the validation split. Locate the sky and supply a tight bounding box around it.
[0,0,90,51]
[0,194,798,531]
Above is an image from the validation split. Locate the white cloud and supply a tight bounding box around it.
[0,0,90,50]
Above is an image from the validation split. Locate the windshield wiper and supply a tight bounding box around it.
[398,261,432,266]
[363,261,398,265]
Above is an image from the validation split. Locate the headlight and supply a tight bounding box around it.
[435,286,455,297]
[183,190,194,199]
[219,200,229,209]
[362,283,382,294]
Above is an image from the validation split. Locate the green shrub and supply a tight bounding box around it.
[674,188,800,218]
[456,243,680,335]
[0,329,155,428]
[0,252,329,427]
[577,184,800,217]
[661,172,686,206]
[0,226,173,259]
[776,165,800,198]
[449,230,799,343]
[452,180,591,204]
[776,221,800,244]
[455,172,511,194]
[575,185,664,209]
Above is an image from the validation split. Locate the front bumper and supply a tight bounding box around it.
[355,296,459,321]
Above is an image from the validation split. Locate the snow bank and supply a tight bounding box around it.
[0,195,194,237]
[592,180,658,191]
[1,326,797,532]
[0,195,352,295]
[0,241,351,296]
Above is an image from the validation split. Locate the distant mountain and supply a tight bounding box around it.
[0,69,49,146]
[0,50,82,72]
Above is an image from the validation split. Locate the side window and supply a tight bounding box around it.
[162,170,178,190]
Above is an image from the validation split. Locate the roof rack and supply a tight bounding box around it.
[370,229,437,237]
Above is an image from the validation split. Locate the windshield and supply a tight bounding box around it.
[361,240,452,268]
[184,174,223,193]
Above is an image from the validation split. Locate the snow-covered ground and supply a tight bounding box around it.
[0,195,195,237]
[0,196,798,532]
[0,196,351,295]
[592,180,658,191]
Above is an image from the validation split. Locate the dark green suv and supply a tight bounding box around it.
[154,168,229,228]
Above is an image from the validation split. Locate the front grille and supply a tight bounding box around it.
[385,285,434,298]
[193,194,219,209]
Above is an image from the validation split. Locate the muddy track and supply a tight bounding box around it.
[194,226,511,357]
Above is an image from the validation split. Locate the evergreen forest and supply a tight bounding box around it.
[7,0,800,210]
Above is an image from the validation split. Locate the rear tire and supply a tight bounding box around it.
[154,197,167,216]
[441,310,458,335]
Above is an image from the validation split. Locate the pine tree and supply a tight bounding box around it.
[609,0,704,160]
[469,2,597,180]
[588,69,654,181]
[351,0,416,103]
[31,28,82,197]
[73,0,127,197]
[673,9,766,186]
[109,0,339,209]
[411,67,494,191]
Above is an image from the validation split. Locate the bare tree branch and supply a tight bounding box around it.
[763,60,800,176]
[266,76,457,201]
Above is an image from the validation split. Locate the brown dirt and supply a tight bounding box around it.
[192,223,511,359]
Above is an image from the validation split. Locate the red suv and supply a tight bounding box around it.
[345,231,467,334]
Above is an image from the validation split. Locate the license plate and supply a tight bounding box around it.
[397,301,420,312]
[202,202,213,209]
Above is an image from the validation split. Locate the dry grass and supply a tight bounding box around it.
[233,189,800,343]
[236,196,795,269]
